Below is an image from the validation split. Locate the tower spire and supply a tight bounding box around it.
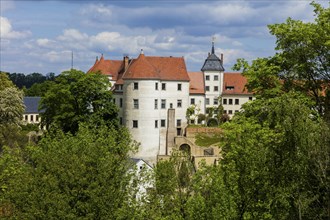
[211,36,215,54]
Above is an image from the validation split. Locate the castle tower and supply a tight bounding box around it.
[201,40,225,111]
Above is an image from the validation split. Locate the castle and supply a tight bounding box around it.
[88,43,253,164]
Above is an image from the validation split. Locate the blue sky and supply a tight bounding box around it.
[0,0,328,74]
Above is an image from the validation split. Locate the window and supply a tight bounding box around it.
[36,115,39,122]
[30,115,33,122]
[235,110,239,113]
[155,82,158,90]
[177,99,182,108]
[133,120,138,128]
[205,98,210,105]
[155,120,158,128]
[133,82,138,90]
[154,99,158,109]
[161,99,166,109]
[214,86,218,92]
[214,75,219,81]
[161,119,166,127]
[190,98,195,105]
[120,98,123,107]
[177,83,182,91]
[249,96,253,101]
[224,110,227,114]
[228,110,233,115]
[229,99,233,105]
[170,103,173,108]
[235,99,239,105]
[223,98,227,105]
[190,119,195,124]
[133,99,139,109]
[120,117,123,125]
[113,98,116,104]
[162,83,166,90]
[214,98,218,105]
[25,115,28,121]
[177,119,181,127]
[226,86,234,90]
[206,86,210,91]
[206,75,210,81]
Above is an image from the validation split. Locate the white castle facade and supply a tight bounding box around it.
[88,43,253,164]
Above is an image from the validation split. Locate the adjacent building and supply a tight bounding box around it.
[22,97,44,124]
[88,43,253,164]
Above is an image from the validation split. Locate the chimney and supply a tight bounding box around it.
[124,55,129,72]
[220,53,224,66]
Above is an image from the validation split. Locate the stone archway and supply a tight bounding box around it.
[179,144,191,155]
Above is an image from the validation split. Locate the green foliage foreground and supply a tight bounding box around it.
[0,124,138,219]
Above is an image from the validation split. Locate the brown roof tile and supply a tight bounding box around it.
[122,54,159,80]
[145,56,189,81]
[223,72,252,95]
[87,55,123,81]
[188,72,205,94]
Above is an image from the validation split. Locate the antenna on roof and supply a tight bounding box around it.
[71,50,74,70]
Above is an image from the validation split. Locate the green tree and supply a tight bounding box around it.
[40,69,118,134]
[0,73,26,150]
[1,124,138,219]
[217,92,330,219]
[25,80,55,96]
[233,2,330,115]
[142,151,195,219]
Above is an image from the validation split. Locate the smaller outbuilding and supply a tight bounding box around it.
[23,97,44,124]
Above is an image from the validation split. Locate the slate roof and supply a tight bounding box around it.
[23,97,44,114]
[201,43,225,72]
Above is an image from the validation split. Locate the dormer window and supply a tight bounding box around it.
[226,86,234,90]
[115,85,123,91]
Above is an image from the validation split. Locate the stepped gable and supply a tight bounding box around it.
[87,55,123,81]
[201,42,225,72]
[188,72,205,94]
[122,53,160,80]
[146,56,190,81]
[223,72,251,95]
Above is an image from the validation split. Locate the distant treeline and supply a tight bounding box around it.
[1,71,57,96]
[1,72,56,89]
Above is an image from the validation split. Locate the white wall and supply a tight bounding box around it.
[23,114,40,124]
[123,79,189,164]
[222,94,254,118]
[204,70,224,109]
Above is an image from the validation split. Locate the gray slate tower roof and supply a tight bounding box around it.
[201,42,225,72]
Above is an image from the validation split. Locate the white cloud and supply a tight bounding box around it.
[58,29,89,42]
[0,16,30,39]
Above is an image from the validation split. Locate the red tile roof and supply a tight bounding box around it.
[122,54,160,80]
[87,55,123,81]
[188,72,205,94]
[88,54,189,82]
[144,56,189,81]
[223,72,251,95]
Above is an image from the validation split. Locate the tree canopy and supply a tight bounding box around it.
[233,2,330,116]
[40,69,118,134]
